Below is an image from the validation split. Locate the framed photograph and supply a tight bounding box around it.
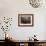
[18,14,34,27]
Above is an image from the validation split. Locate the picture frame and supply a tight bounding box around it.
[18,14,34,27]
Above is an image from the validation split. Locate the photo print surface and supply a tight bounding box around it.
[18,14,34,27]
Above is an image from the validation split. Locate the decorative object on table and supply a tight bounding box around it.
[29,0,44,8]
[1,17,12,39]
[18,14,34,27]
[32,35,39,41]
[29,37,32,41]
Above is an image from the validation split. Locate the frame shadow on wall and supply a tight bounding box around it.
[18,14,34,27]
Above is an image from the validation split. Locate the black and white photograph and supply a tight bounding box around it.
[0,0,45,46]
[18,14,34,26]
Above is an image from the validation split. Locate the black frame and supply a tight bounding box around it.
[18,14,34,27]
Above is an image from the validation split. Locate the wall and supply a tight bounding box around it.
[0,0,46,40]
